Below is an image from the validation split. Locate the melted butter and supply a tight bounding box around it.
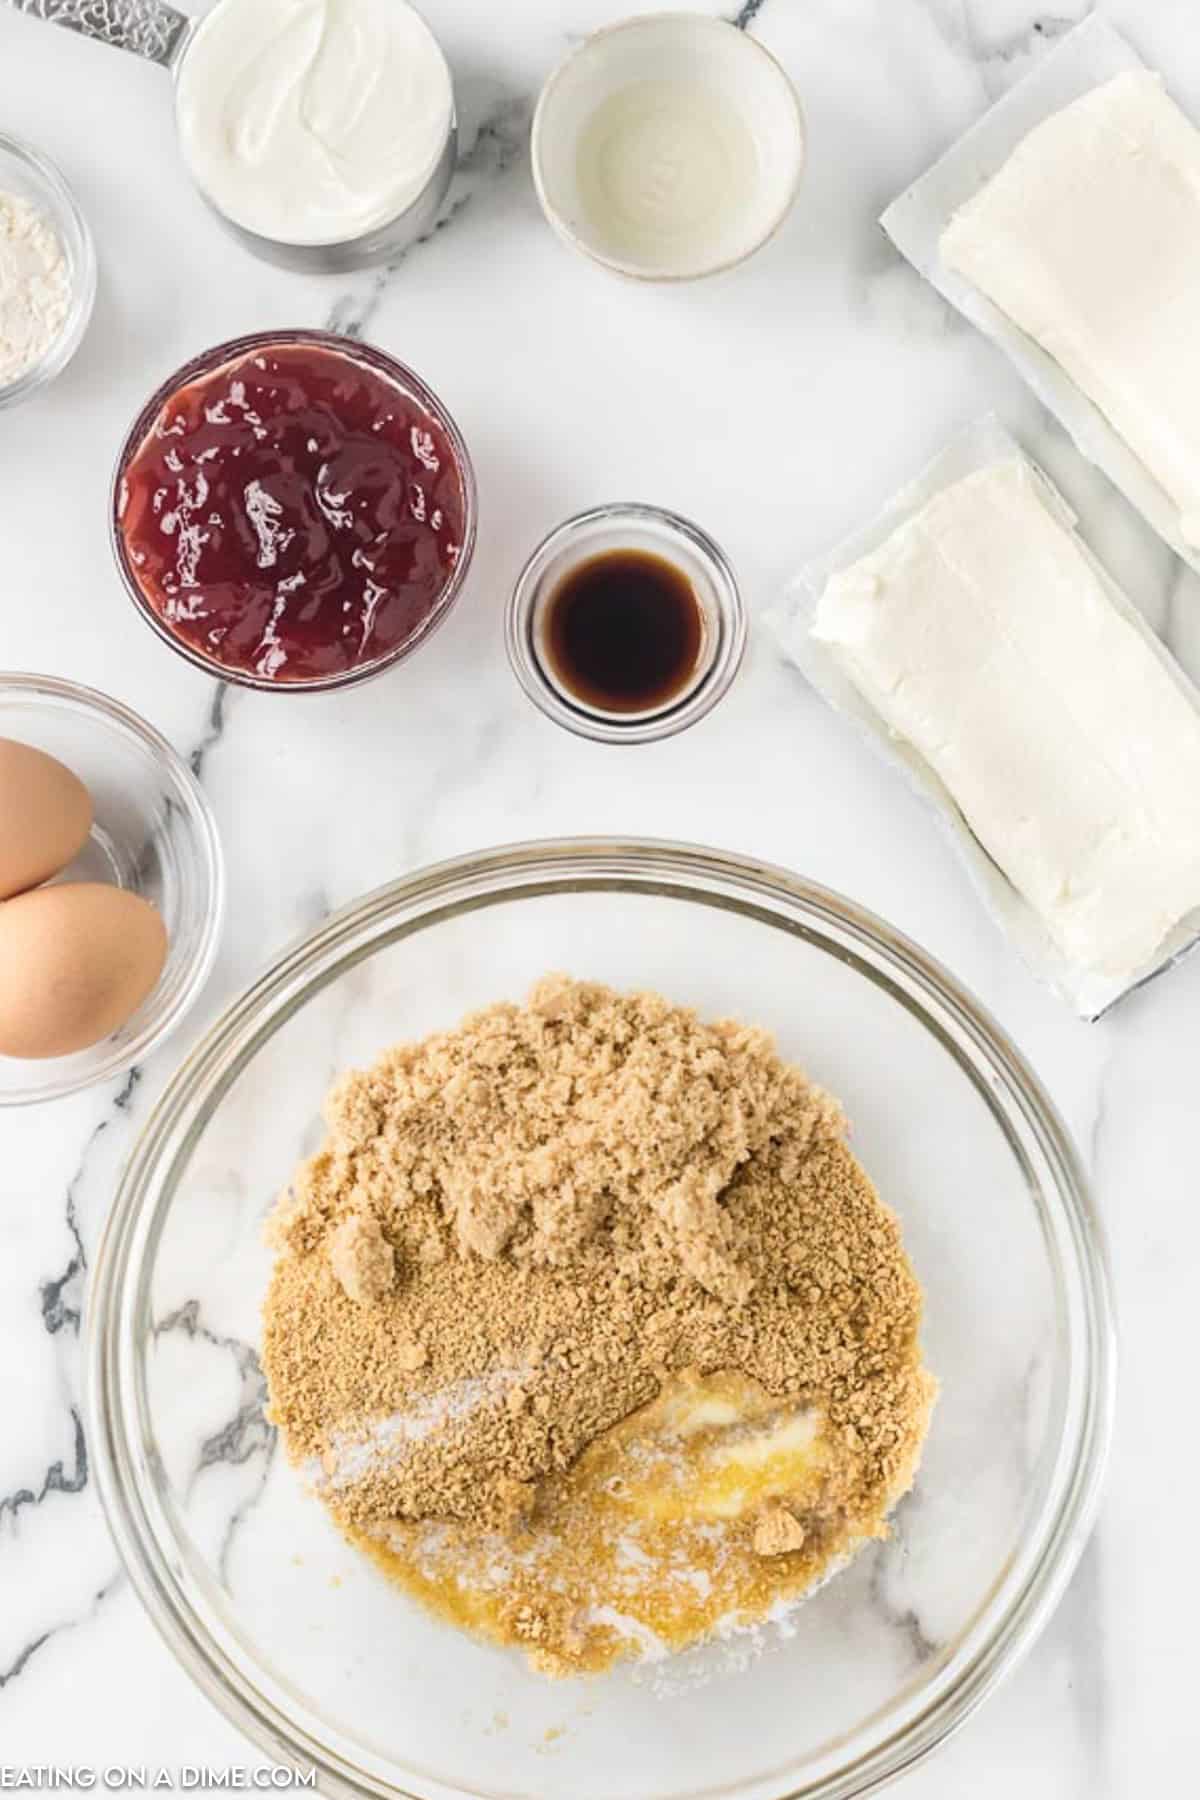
[620,1402,822,1522]
[351,1371,854,1674]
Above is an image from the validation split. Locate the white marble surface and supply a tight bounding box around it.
[1,0,1196,1792]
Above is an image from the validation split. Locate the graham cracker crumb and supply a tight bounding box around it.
[753,1505,807,1557]
[262,977,932,1567]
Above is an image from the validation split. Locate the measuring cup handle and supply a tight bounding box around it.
[10,0,192,67]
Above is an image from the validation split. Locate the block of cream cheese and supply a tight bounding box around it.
[940,71,1200,547]
[811,457,1200,985]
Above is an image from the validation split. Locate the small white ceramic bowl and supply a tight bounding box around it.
[532,12,804,281]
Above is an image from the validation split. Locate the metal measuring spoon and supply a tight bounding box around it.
[8,0,458,271]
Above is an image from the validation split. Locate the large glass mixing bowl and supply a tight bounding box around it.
[86,840,1114,1800]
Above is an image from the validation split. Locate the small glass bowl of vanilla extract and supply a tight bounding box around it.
[506,503,746,743]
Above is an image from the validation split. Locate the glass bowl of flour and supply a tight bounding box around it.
[0,132,95,408]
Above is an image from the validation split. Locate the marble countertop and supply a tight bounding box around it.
[1,0,1194,1793]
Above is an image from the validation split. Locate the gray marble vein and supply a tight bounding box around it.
[943,3,1091,95]
[971,11,1086,58]
[0,1632,53,1692]
[0,1575,122,1693]
[325,91,531,344]
[40,1197,85,1337]
[188,680,230,783]
[39,1069,142,1341]
[866,1499,940,1664]
[0,1407,87,1528]
[153,1301,277,1585]
[0,1068,143,1694]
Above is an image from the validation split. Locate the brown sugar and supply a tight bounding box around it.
[262,975,935,1670]
[328,1209,395,1305]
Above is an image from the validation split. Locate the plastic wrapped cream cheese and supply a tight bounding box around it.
[811,457,1200,985]
[175,0,453,246]
[940,72,1200,547]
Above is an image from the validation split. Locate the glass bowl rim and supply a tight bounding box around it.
[0,669,226,1105]
[108,328,479,694]
[85,836,1115,1800]
[505,503,748,743]
[0,130,97,408]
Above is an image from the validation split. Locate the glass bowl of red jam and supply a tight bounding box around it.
[111,330,476,692]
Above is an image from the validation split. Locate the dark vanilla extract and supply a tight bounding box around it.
[543,549,704,714]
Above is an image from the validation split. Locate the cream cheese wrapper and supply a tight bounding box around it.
[880,15,1200,579]
[766,417,1200,1020]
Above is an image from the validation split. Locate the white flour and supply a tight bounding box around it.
[0,191,70,386]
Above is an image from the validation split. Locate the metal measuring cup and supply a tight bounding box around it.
[9,0,458,272]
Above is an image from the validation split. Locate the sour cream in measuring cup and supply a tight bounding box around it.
[175,0,454,248]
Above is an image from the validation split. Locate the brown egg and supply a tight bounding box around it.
[0,738,93,900]
[0,884,168,1059]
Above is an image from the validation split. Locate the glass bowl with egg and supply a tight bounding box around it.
[87,839,1113,1799]
[0,132,96,409]
[0,673,224,1105]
